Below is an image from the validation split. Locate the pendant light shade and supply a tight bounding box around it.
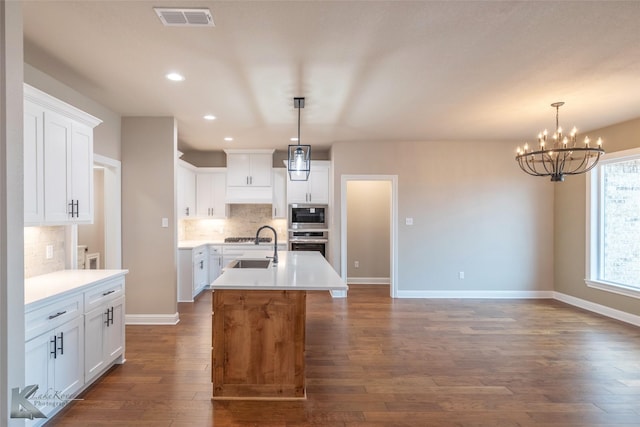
[288,97,311,181]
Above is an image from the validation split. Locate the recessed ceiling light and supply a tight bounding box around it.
[224,137,233,142]
[290,137,298,142]
[203,115,216,121]
[165,72,185,81]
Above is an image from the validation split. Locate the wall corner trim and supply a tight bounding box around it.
[125,313,180,325]
[553,292,640,327]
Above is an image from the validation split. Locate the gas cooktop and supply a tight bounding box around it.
[224,237,272,243]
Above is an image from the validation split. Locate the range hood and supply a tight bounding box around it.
[225,187,273,204]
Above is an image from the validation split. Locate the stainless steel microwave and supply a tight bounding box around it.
[288,204,328,230]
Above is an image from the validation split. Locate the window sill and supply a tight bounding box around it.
[585,279,640,300]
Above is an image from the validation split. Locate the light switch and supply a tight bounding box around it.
[46,245,54,260]
[405,217,414,226]
[161,217,169,228]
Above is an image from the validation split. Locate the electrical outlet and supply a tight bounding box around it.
[405,217,414,226]
[459,271,465,279]
[354,261,359,268]
[46,245,54,260]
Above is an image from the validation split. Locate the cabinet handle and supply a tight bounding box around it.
[102,290,116,296]
[50,336,57,359]
[48,311,67,320]
[57,332,64,355]
[68,201,74,217]
[74,200,79,218]
[200,260,204,269]
[105,307,114,326]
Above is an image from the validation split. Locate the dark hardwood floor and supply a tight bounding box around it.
[48,285,640,426]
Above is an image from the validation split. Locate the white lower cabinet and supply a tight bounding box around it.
[84,294,125,382]
[24,273,126,426]
[208,245,223,284]
[178,246,209,302]
[25,315,84,420]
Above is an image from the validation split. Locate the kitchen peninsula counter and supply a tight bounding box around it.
[210,251,347,400]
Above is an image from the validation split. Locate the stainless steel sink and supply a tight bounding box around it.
[229,259,272,269]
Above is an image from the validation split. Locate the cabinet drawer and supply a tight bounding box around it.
[84,278,125,313]
[25,293,83,341]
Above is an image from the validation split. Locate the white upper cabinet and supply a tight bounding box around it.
[24,101,44,224]
[224,149,274,203]
[272,168,287,218]
[177,160,196,219]
[196,168,228,218]
[24,84,102,226]
[287,161,330,204]
[226,151,273,187]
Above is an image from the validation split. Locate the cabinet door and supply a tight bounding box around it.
[69,123,93,222]
[248,153,273,186]
[272,168,287,218]
[226,153,251,186]
[287,179,309,204]
[43,110,72,223]
[195,173,214,217]
[25,332,55,417]
[53,315,84,398]
[84,305,107,381]
[208,246,222,284]
[105,295,125,361]
[308,167,329,204]
[211,172,227,217]
[193,251,208,296]
[178,165,196,218]
[24,101,45,225]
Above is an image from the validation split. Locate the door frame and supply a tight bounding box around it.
[340,175,398,297]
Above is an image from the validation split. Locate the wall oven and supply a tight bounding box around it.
[288,204,328,230]
[288,230,328,258]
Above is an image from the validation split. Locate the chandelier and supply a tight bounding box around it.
[516,102,604,182]
[287,97,311,181]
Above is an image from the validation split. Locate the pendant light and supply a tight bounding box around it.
[288,97,311,181]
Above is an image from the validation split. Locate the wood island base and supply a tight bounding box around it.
[212,289,307,400]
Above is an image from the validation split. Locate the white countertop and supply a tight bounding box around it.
[25,269,129,306]
[211,251,348,291]
[178,240,287,249]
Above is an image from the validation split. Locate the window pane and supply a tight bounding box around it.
[601,159,640,286]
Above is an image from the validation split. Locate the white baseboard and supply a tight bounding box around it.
[553,291,640,327]
[125,312,180,325]
[396,290,555,299]
[347,277,390,285]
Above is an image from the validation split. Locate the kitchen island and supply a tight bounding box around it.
[210,251,347,400]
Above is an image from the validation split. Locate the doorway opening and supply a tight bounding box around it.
[76,154,121,269]
[341,175,398,297]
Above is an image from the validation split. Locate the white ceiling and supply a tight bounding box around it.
[22,1,640,152]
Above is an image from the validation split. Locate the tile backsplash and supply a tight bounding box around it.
[180,204,287,242]
[24,226,66,279]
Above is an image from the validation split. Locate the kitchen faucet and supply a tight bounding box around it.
[255,225,278,264]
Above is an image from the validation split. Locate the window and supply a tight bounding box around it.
[586,148,640,298]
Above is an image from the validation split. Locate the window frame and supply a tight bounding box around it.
[586,147,640,299]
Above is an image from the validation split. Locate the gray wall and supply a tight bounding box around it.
[1,1,26,424]
[122,117,178,316]
[181,148,330,167]
[331,140,554,293]
[346,180,391,280]
[554,117,640,316]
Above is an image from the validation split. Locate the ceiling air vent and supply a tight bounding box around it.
[154,8,214,27]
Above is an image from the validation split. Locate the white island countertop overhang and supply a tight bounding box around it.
[211,251,347,292]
